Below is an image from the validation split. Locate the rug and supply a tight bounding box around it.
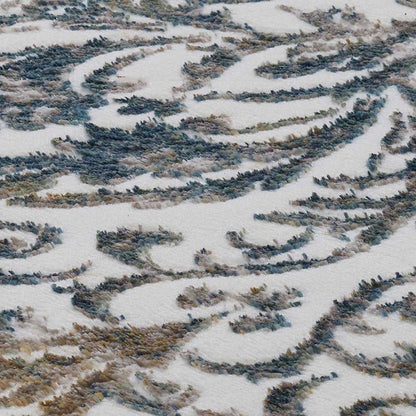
[0,1,416,415]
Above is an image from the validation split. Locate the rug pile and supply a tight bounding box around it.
[0,1,416,415]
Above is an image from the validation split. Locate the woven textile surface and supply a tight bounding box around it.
[1,1,416,415]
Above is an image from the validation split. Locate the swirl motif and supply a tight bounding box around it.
[1,1,416,415]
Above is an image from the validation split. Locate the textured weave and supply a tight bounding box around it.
[0,1,416,415]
